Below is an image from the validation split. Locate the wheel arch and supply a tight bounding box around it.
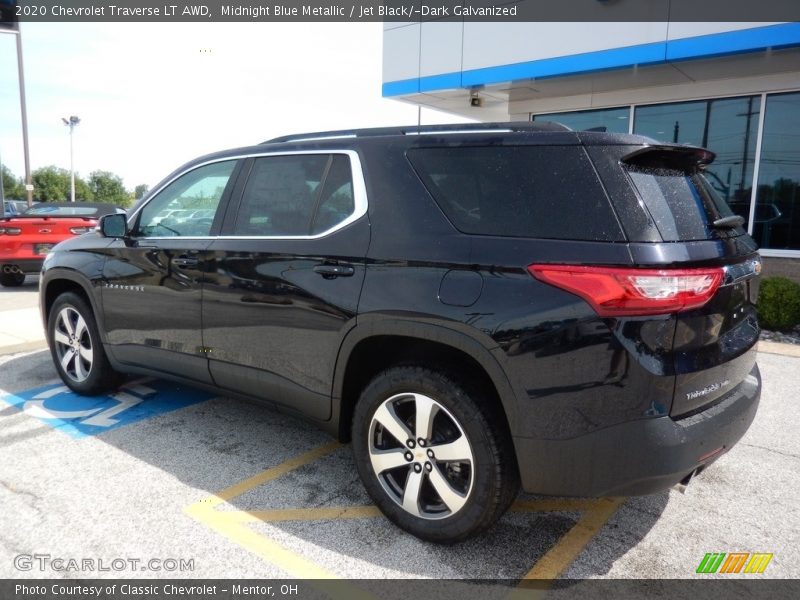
[41,270,106,342]
[330,317,520,445]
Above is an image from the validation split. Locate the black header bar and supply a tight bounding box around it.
[8,0,800,23]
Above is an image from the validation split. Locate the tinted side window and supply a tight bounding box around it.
[407,146,624,241]
[233,154,356,237]
[311,155,354,235]
[136,160,236,237]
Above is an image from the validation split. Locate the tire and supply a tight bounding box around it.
[352,365,520,543]
[47,292,122,395]
[0,271,26,287]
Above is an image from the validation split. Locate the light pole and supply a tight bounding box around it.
[62,115,80,202]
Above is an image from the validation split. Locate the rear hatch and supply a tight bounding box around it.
[585,139,761,417]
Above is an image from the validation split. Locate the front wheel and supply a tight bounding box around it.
[352,366,519,543]
[47,292,122,394]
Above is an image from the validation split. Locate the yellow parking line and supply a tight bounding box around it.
[185,503,339,579]
[201,440,342,508]
[230,505,384,523]
[186,438,624,589]
[510,498,598,513]
[185,441,380,599]
[520,497,626,581]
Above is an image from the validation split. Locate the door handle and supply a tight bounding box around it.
[172,257,199,268]
[313,263,355,278]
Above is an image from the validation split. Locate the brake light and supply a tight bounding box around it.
[0,226,22,235]
[528,264,724,316]
[69,226,94,235]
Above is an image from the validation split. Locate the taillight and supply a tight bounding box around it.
[69,226,93,235]
[528,264,724,316]
[0,226,22,235]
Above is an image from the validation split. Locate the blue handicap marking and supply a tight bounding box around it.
[0,379,214,438]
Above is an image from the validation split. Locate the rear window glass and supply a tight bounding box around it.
[625,166,737,241]
[406,146,624,241]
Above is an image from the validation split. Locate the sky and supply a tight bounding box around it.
[0,23,471,193]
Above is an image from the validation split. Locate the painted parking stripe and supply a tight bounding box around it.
[187,442,626,586]
[0,379,215,438]
[185,442,348,582]
[519,497,626,581]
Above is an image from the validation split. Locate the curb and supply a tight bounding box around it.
[757,340,800,358]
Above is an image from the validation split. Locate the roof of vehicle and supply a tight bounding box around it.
[260,121,660,147]
[263,121,570,143]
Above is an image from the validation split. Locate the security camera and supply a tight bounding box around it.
[469,93,483,108]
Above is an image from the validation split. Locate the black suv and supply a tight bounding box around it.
[40,122,762,542]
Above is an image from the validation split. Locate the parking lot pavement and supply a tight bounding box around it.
[0,343,798,585]
[0,276,46,355]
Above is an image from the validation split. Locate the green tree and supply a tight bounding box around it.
[32,166,69,201]
[1,165,25,200]
[74,177,94,201]
[88,170,131,207]
[31,166,93,202]
[134,184,149,200]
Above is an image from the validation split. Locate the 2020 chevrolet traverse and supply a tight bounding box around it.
[40,122,762,542]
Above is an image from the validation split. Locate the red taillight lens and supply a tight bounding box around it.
[528,264,724,316]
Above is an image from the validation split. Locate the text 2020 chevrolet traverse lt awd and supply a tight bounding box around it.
[40,122,762,542]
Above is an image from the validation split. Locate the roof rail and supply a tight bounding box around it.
[263,121,571,144]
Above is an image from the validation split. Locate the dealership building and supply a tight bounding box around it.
[382,20,800,280]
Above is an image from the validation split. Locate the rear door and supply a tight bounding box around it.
[202,150,369,420]
[588,143,761,416]
[101,159,240,383]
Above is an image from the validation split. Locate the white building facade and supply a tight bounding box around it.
[383,19,800,278]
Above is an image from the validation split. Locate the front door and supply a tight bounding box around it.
[101,159,240,383]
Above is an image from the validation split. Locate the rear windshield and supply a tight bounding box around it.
[407,146,624,241]
[624,165,738,242]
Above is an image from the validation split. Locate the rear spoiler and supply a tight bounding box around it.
[621,145,716,168]
[0,215,99,220]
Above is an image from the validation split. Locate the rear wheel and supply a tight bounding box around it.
[47,292,122,394]
[352,365,519,543]
[0,271,26,287]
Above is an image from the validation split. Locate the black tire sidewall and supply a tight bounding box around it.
[0,271,26,287]
[47,292,116,395]
[352,366,508,543]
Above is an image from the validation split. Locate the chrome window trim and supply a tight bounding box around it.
[128,149,368,241]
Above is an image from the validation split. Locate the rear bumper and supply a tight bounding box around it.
[0,258,44,274]
[514,363,761,496]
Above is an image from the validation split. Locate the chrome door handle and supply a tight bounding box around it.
[172,257,199,268]
[313,264,355,278]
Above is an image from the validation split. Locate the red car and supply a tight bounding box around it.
[0,202,123,287]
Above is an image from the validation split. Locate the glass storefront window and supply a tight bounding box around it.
[533,93,800,252]
[634,97,761,225]
[752,92,800,251]
[533,107,629,133]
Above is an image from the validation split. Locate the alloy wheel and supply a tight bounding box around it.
[53,306,94,383]
[368,392,475,520]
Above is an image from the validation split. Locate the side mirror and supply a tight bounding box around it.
[99,213,128,238]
